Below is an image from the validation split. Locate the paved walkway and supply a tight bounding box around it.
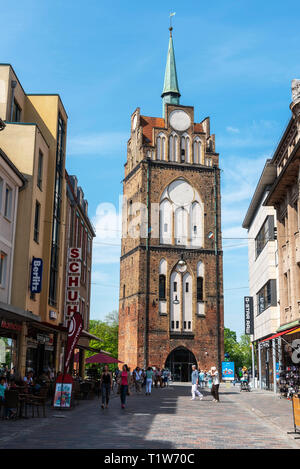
[0,384,299,449]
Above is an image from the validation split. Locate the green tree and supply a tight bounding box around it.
[86,311,119,361]
[224,328,252,371]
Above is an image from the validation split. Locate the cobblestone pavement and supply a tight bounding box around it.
[0,384,299,449]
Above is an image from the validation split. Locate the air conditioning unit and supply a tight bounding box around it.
[49,310,57,320]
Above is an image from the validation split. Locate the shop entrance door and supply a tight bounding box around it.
[165,347,197,382]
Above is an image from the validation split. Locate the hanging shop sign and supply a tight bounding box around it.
[222,361,235,381]
[65,248,81,320]
[244,296,254,335]
[30,258,43,294]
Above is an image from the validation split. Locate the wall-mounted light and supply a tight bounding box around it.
[173,295,180,305]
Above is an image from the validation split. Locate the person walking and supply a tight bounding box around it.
[100,365,113,409]
[118,364,131,409]
[211,366,220,402]
[198,369,205,389]
[133,367,143,394]
[191,365,203,401]
[162,369,169,388]
[145,367,154,395]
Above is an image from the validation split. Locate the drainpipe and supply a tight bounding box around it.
[10,81,17,121]
[213,166,221,372]
[251,337,255,389]
[258,342,262,389]
[144,160,151,368]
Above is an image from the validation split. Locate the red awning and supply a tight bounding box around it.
[260,326,299,343]
[85,352,123,364]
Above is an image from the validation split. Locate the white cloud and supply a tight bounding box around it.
[91,202,121,265]
[226,126,240,134]
[68,131,128,156]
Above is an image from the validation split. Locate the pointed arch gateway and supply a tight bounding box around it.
[165,347,197,382]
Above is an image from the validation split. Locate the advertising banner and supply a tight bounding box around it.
[222,361,235,381]
[244,296,254,335]
[30,258,43,294]
[64,311,83,373]
[53,374,73,408]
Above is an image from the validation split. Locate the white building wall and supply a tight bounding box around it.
[0,156,22,304]
[248,191,280,341]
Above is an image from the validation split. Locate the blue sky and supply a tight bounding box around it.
[2,0,300,337]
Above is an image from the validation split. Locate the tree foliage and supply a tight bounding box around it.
[86,311,119,361]
[224,327,252,371]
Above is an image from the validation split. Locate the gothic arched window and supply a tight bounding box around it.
[196,261,205,316]
[193,137,201,164]
[170,270,181,330]
[169,132,178,162]
[183,272,192,331]
[157,133,166,160]
[159,178,204,248]
[180,134,190,162]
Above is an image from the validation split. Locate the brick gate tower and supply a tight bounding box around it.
[118,27,224,380]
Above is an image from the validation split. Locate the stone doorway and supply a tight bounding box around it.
[165,347,197,382]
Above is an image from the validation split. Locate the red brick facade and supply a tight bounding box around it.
[118,104,224,377]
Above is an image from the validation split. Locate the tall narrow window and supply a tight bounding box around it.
[4,185,12,219]
[34,201,41,243]
[49,113,65,306]
[197,277,203,301]
[157,133,166,160]
[37,150,43,190]
[181,134,190,162]
[0,252,7,287]
[159,274,166,300]
[193,137,201,164]
[169,133,178,162]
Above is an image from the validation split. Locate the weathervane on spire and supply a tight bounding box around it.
[169,12,176,35]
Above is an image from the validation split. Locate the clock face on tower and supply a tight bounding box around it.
[169,109,191,132]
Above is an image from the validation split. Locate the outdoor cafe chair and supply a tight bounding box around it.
[4,390,19,419]
[28,387,48,418]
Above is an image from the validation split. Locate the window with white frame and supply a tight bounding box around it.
[4,185,13,219]
[0,177,3,213]
[0,252,7,287]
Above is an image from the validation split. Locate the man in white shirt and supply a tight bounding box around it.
[191,365,203,401]
[211,366,220,402]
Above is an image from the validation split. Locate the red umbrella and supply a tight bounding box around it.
[85,352,123,364]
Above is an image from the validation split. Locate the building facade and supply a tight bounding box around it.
[63,172,96,377]
[0,64,69,376]
[262,80,300,385]
[118,29,224,380]
[0,145,26,373]
[243,160,280,390]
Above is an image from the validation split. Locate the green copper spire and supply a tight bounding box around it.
[161,27,181,117]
